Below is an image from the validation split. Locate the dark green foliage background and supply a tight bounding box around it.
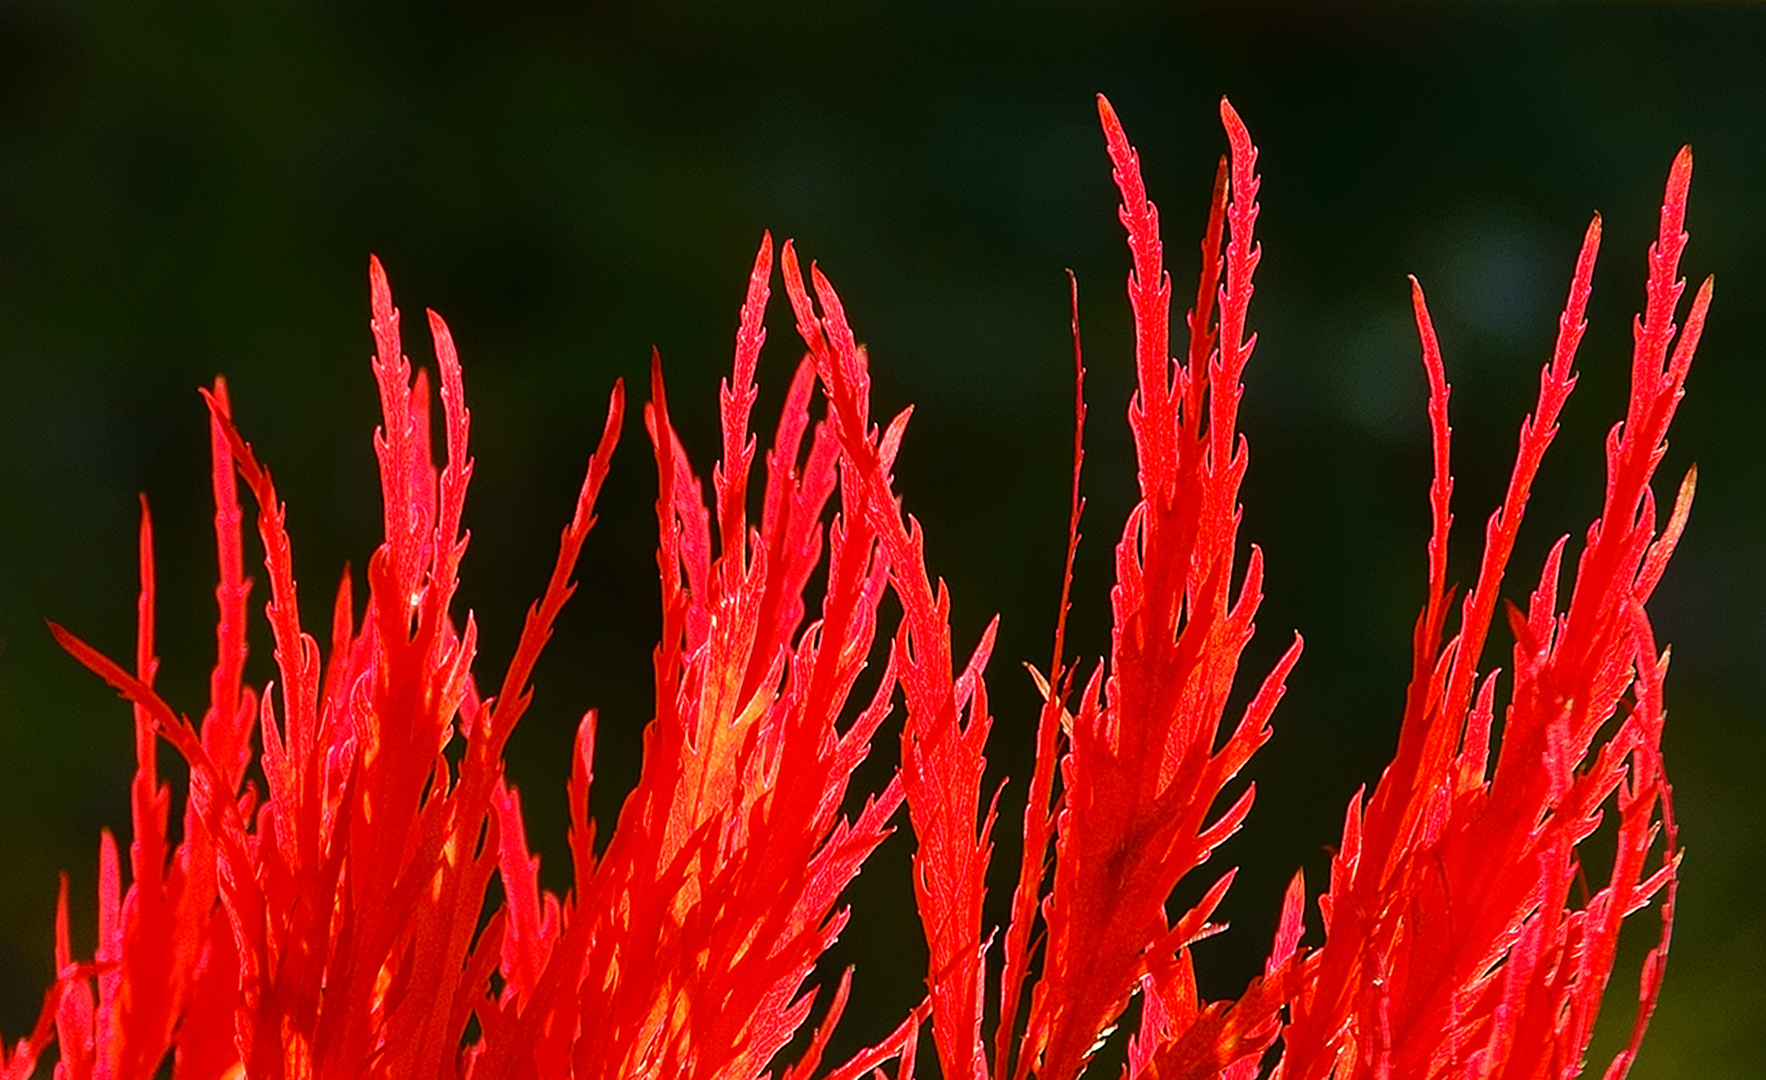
[0,3,1760,1075]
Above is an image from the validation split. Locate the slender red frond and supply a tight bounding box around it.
[1280,150,1700,1080]
[1011,95,1298,1080]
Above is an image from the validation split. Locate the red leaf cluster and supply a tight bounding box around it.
[13,95,1698,1080]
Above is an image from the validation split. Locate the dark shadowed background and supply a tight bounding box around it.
[1,3,1761,1075]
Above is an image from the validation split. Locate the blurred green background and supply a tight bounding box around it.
[1,2,1761,1075]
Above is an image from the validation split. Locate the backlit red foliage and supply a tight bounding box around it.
[14,94,1698,1079]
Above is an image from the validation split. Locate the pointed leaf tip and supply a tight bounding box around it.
[1220,96,1246,138]
[647,347,668,421]
[1267,869,1306,976]
[1097,92,1121,130]
[369,253,391,310]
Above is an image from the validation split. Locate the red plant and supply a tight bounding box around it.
[12,93,1697,1080]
